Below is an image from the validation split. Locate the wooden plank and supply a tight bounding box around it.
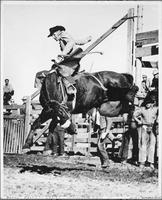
[3,120,7,153]
[75,13,129,59]
[31,100,42,110]
[76,133,89,138]
[136,30,158,46]
[33,119,52,143]
[65,137,88,143]
[19,121,25,153]
[3,119,9,153]
[135,45,158,57]
[71,134,76,152]
[77,128,88,134]
[4,114,24,120]
[31,89,40,100]
[24,96,31,142]
[7,121,11,153]
[75,138,89,143]
[141,61,158,68]
[89,147,97,152]
[3,104,24,110]
[30,146,44,151]
[76,143,90,148]
[16,122,20,153]
[107,117,124,123]
[111,128,125,134]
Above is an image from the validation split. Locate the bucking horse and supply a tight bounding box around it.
[22,56,139,153]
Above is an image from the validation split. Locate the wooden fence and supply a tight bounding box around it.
[3,114,25,154]
[3,101,128,155]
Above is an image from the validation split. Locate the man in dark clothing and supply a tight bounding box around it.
[151,69,158,90]
[44,120,77,156]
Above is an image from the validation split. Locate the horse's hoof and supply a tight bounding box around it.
[22,148,30,154]
[43,150,52,156]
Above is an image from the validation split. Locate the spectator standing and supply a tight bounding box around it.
[91,108,115,168]
[3,79,14,105]
[133,100,158,169]
[118,111,138,165]
[142,74,151,89]
[136,80,150,106]
[43,124,66,156]
[150,69,159,91]
[43,119,77,156]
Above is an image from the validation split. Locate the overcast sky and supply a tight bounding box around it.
[1,1,161,103]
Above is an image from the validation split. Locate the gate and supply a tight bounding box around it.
[3,111,25,154]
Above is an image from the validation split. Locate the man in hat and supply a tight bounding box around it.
[133,98,158,170]
[142,74,151,89]
[3,79,14,105]
[47,25,92,107]
[48,25,92,62]
[151,69,159,91]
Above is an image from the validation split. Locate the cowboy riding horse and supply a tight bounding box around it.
[23,49,139,153]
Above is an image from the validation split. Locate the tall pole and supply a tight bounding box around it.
[135,5,143,89]
[127,8,135,74]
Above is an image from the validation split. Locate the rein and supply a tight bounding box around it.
[47,69,70,118]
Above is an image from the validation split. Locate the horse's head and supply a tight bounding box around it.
[40,69,71,128]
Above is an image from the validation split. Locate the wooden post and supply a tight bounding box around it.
[127,8,135,74]
[24,96,31,143]
[136,5,143,33]
[135,5,143,87]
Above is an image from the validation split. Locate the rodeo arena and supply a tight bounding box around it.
[2,5,161,199]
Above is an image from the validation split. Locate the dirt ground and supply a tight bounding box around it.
[2,154,161,199]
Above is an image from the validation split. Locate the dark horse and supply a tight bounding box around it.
[23,68,138,152]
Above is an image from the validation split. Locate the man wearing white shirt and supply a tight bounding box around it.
[3,79,14,105]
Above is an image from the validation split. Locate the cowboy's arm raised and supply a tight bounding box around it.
[75,36,92,45]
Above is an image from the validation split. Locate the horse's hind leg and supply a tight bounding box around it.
[22,109,53,153]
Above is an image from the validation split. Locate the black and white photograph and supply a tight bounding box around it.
[1,1,161,199]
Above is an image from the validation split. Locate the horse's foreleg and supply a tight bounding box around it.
[22,109,52,152]
[43,118,58,155]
